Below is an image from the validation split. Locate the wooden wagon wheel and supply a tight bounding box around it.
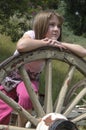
[0,46,86,129]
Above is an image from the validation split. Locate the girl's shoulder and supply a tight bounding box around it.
[24,30,35,39]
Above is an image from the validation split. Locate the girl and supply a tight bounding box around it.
[0,10,86,127]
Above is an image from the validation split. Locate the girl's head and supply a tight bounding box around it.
[33,10,64,41]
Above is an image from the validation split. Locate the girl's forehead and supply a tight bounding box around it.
[49,15,60,23]
[48,13,63,25]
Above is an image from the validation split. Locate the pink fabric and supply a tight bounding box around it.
[0,81,39,125]
[17,81,39,109]
[0,87,17,124]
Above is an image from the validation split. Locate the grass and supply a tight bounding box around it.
[62,26,86,46]
[0,34,16,62]
[79,126,86,130]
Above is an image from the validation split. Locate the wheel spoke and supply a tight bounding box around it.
[19,66,45,117]
[0,91,38,126]
[71,113,86,123]
[63,87,86,116]
[55,66,75,113]
[44,59,53,113]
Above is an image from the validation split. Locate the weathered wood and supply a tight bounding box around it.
[0,91,39,126]
[64,78,86,105]
[44,59,53,113]
[55,66,75,113]
[19,66,45,117]
[0,125,35,130]
[0,47,86,82]
[0,46,86,127]
[63,87,86,117]
[72,113,86,123]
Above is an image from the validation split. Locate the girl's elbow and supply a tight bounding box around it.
[17,43,25,52]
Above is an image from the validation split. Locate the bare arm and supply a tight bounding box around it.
[17,34,47,52]
[62,42,86,57]
[17,34,65,52]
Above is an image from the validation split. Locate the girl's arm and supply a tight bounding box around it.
[62,42,86,57]
[17,34,65,52]
[17,34,47,52]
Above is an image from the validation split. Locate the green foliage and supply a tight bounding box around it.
[0,0,86,42]
[64,0,86,37]
[79,126,86,130]
[62,25,86,47]
[0,0,60,42]
[0,0,29,18]
[4,12,32,42]
[29,0,60,9]
[0,0,33,41]
[0,34,16,62]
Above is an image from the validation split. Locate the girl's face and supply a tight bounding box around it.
[46,15,61,40]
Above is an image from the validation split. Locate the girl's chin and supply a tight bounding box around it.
[51,37,58,40]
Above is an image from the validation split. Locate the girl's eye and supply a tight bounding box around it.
[57,25,61,28]
[49,23,55,26]
[49,23,61,28]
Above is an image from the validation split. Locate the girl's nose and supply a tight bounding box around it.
[54,25,59,30]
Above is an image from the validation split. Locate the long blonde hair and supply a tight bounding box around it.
[33,10,64,41]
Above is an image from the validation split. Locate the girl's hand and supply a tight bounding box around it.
[42,38,67,51]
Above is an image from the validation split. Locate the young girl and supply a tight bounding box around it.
[0,10,86,127]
